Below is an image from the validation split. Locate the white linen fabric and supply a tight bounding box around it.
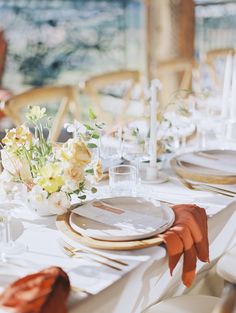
[1,179,236,313]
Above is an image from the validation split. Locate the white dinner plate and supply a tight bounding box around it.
[176,150,236,176]
[171,150,236,184]
[70,197,174,241]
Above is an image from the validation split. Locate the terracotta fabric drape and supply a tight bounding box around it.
[0,266,71,313]
[159,204,209,287]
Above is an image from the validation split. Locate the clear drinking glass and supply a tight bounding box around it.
[0,216,5,244]
[109,165,137,197]
[0,203,26,260]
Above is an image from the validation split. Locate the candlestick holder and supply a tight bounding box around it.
[139,161,168,184]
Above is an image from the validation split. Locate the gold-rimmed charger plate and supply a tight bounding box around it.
[56,211,164,251]
[171,150,236,184]
[70,197,175,242]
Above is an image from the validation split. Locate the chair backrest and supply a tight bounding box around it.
[156,57,197,106]
[212,283,236,313]
[157,57,196,91]
[206,48,235,62]
[83,70,146,126]
[3,85,79,142]
[205,48,235,90]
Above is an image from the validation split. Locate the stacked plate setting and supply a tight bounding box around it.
[171,150,236,184]
[57,197,175,250]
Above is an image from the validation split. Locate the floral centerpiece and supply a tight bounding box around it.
[0,106,102,216]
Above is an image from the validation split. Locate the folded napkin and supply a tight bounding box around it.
[159,204,209,287]
[0,266,70,313]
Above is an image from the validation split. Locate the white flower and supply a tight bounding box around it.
[0,170,14,183]
[48,191,70,215]
[1,149,32,184]
[11,182,28,204]
[0,180,28,204]
[64,121,86,135]
[28,185,48,203]
[28,185,48,213]
[26,106,46,122]
[61,180,78,193]
[0,181,10,202]
[1,149,17,175]
[63,164,85,192]
[151,79,162,90]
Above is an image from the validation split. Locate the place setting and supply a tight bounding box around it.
[56,196,174,250]
[171,149,236,184]
[1,3,236,311]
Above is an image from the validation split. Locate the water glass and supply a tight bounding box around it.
[109,165,137,197]
[0,214,6,245]
[0,203,26,259]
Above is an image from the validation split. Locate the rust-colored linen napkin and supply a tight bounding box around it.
[0,266,70,313]
[159,204,209,287]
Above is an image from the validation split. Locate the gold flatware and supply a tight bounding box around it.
[159,200,175,206]
[71,286,91,295]
[178,176,235,197]
[59,241,123,271]
[198,184,236,195]
[58,238,128,266]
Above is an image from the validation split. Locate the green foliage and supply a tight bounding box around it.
[85,168,94,174]
[89,108,97,120]
[91,187,97,194]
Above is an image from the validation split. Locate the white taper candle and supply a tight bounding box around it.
[230,56,236,120]
[222,53,233,118]
[149,79,161,168]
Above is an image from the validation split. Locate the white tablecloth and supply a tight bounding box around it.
[1,178,236,313]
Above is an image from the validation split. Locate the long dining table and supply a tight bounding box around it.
[1,172,236,313]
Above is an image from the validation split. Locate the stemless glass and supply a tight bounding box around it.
[109,165,137,197]
[99,134,122,171]
[0,215,5,245]
[0,203,26,260]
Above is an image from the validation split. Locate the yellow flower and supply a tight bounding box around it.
[62,165,85,192]
[71,140,92,166]
[94,160,103,182]
[26,106,46,122]
[2,125,32,149]
[38,163,64,194]
[60,138,92,167]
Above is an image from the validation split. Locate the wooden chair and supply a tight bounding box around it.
[3,85,79,142]
[213,284,236,313]
[143,286,236,313]
[143,248,236,313]
[157,57,196,91]
[156,57,198,106]
[216,246,236,287]
[82,70,147,126]
[205,48,235,90]
[206,48,235,63]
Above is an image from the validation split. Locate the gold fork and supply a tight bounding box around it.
[58,238,128,266]
[59,242,123,271]
[71,286,91,295]
[178,176,235,197]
